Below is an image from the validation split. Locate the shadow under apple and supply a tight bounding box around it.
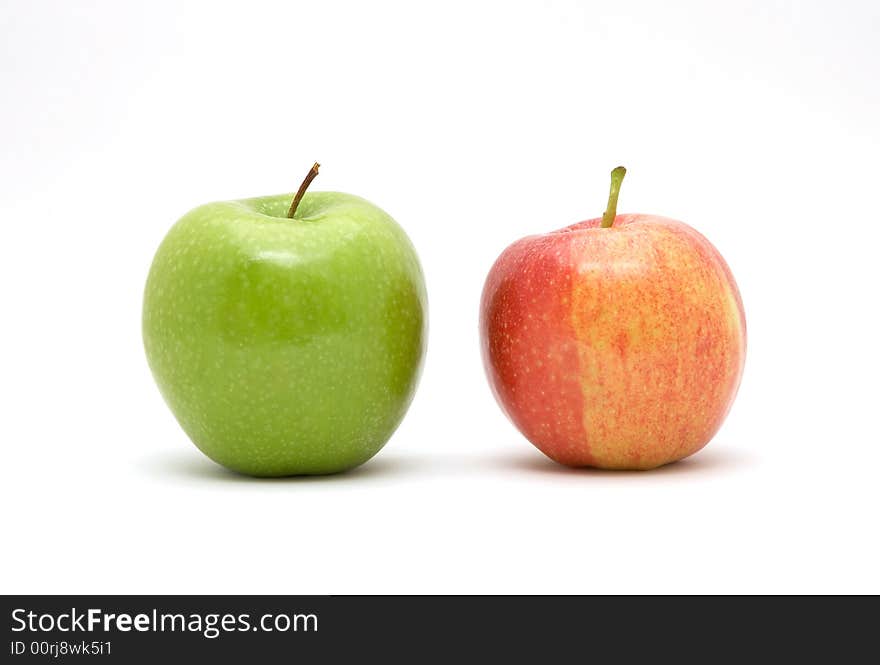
[496,444,755,477]
[139,443,752,484]
[139,449,419,484]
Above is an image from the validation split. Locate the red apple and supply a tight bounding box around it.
[479,167,746,469]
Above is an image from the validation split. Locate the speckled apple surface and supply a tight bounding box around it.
[143,191,427,476]
[480,214,746,470]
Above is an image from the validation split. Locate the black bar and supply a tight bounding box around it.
[1,595,876,661]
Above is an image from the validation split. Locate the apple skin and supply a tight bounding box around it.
[143,191,427,476]
[480,214,745,470]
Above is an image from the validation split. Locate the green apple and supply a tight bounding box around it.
[143,164,427,476]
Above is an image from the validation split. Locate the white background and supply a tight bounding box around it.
[2,0,878,594]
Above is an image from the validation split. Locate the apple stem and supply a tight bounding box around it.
[600,166,627,228]
[287,162,321,219]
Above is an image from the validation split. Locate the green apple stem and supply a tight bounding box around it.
[287,162,321,219]
[600,166,627,228]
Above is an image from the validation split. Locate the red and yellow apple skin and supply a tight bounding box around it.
[479,214,746,470]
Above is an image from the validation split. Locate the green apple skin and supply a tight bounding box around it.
[143,191,427,476]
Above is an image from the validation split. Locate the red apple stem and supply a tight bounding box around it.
[600,166,627,228]
[287,162,321,219]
